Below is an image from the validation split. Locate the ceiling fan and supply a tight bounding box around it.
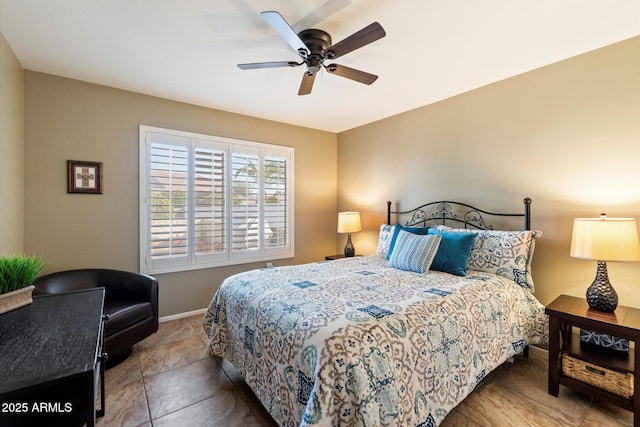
[238,11,386,95]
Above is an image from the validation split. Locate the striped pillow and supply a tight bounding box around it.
[388,230,442,274]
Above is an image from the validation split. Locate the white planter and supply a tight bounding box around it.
[0,285,35,315]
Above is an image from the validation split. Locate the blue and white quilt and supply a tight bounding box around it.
[204,255,547,426]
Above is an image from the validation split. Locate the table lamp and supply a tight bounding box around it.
[337,211,361,257]
[570,214,640,312]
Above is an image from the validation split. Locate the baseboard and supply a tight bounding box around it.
[529,344,547,358]
[159,308,207,323]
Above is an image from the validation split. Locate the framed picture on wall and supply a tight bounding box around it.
[67,160,103,194]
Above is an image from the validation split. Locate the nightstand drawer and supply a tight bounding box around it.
[562,353,634,398]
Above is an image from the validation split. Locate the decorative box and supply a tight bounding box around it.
[579,329,629,353]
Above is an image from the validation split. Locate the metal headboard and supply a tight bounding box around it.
[387,198,531,231]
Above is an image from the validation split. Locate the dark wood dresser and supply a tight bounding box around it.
[0,288,106,427]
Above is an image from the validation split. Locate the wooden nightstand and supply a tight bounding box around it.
[325,254,362,260]
[545,295,639,426]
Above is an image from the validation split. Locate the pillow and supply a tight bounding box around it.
[388,230,441,274]
[427,229,477,276]
[439,228,542,290]
[376,224,396,257]
[386,224,430,260]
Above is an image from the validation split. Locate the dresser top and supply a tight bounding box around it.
[0,288,104,393]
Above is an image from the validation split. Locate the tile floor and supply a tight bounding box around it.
[96,314,633,427]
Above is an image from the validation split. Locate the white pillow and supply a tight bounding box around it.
[376,224,396,257]
[434,227,542,290]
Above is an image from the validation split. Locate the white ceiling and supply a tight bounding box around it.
[1,0,639,133]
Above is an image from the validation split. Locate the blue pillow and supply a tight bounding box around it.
[427,229,477,276]
[388,230,442,274]
[386,224,430,260]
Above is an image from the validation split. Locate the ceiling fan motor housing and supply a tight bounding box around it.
[298,29,332,55]
[298,29,332,74]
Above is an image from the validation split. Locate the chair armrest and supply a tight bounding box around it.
[98,270,157,301]
[98,270,158,318]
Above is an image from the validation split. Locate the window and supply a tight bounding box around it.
[139,125,294,274]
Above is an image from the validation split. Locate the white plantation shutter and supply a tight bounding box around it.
[140,126,294,274]
[231,149,260,255]
[193,139,227,265]
[263,150,290,255]
[147,132,189,271]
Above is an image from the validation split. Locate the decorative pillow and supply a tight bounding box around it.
[386,224,430,260]
[427,229,477,276]
[388,230,441,274]
[376,224,396,257]
[440,228,542,290]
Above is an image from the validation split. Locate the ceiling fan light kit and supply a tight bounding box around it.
[238,11,386,95]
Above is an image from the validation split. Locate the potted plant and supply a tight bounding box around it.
[0,254,47,314]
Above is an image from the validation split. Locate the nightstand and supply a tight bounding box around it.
[325,254,361,260]
[545,295,639,426]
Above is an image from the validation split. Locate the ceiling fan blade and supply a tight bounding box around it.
[298,72,316,95]
[238,61,300,70]
[324,22,386,59]
[325,64,378,85]
[261,11,311,57]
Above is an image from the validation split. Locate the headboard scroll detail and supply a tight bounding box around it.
[387,198,531,231]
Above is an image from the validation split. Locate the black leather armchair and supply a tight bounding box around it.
[33,269,158,364]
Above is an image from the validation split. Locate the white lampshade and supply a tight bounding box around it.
[337,211,362,234]
[570,216,640,262]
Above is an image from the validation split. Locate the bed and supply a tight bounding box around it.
[204,198,548,426]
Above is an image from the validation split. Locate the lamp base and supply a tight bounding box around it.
[585,261,618,313]
[344,233,355,257]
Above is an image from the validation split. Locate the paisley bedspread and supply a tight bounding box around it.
[203,255,547,426]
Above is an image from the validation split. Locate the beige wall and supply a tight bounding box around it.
[338,37,640,309]
[23,72,337,316]
[11,36,640,315]
[0,34,24,254]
